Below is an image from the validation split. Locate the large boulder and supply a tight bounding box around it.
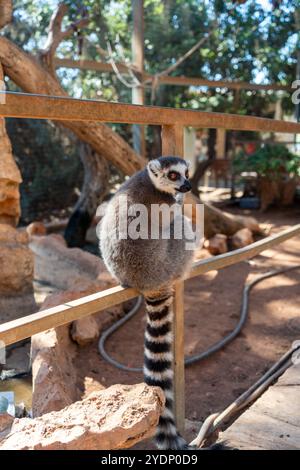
[31,286,124,416]
[0,101,22,226]
[0,239,34,295]
[0,384,164,450]
[0,89,35,315]
[0,224,35,323]
[29,234,108,290]
[0,224,28,244]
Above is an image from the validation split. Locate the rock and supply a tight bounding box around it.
[193,246,212,261]
[47,233,66,245]
[2,341,31,377]
[0,292,37,323]
[0,413,14,442]
[31,282,124,415]
[0,384,164,450]
[0,224,35,321]
[205,233,228,255]
[26,222,47,238]
[29,234,106,290]
[82,377,105,397]
[70,275,116,292]
[0,181,20,226]
[32,291,81,416]
[30,244,121,414]
[31,324,79,417]
[70,302,124,347]
[0,224,28,244]
[0,223,33,298]
[0,76,22,227]
[0,241,34,295]
[38,280,123,348]
[70,315,100,346]
[232,228,254,249]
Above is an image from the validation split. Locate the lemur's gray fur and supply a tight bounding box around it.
[99,156,195,450]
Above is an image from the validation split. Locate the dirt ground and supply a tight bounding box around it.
[75,207,300,443]
[2,206,299,447]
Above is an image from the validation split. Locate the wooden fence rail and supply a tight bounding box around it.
[53,58,292,92]
[1,91,300,133]
[0,91,299,433]
[1,224,299,347]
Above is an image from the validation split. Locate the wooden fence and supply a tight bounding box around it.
[0,91,300,433]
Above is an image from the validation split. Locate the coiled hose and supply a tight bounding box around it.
[98,264,300,372]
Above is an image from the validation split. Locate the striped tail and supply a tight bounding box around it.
[143,288,189,450]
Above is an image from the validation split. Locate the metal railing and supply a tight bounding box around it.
[0,91,300,433]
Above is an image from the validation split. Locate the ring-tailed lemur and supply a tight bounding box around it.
[99,156,196,450]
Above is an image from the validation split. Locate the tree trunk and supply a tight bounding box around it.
[191,158,215,194]
[0,34,146,245]
[0,0,12,29]
[64,143,109,247]
[0,37,145,177]
[191,128,216,194]
[185,192,262,238]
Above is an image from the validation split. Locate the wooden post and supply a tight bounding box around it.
[216,128,227,187]
[161,123,185,433]
[132,0,145,156]
[172,280,185,433]
[161,124,184,156]
[216,128,226,160]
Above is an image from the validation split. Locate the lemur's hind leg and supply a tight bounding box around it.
[143,284,189,450]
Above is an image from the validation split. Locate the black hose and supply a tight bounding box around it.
[98,264,300,372]
[98,296,143,372]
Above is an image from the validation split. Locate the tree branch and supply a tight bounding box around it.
[0,36,145,175]
[0,0,12,30]
[40,2,89,76]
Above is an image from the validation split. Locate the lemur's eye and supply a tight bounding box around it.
[168,171,179,181]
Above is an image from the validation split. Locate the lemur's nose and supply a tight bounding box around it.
[179,180,192,192]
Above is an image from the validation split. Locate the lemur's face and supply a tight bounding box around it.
[147,157,192,195]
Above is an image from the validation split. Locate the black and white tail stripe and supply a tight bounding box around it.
[144,292,189,450]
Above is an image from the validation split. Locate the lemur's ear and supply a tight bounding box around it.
[148,159,161,177]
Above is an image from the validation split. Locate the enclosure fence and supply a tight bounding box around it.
[1,91,300,433]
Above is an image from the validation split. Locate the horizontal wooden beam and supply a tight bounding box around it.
[0,285,138,346]
[1,224,299,347]
[189,224,300,280]
[54,57,132,75]
[0,92,299,134]
[54,58,291,92]
[156,75,291,92]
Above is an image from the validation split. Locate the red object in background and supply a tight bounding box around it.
[245,142,257,155]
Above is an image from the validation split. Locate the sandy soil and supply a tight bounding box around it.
[74,207,300,444]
